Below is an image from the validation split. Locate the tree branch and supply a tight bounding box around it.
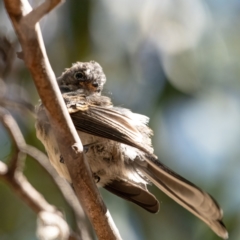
[3,0,122,239]
[0,108,83,239]
[0,106,92,239]
[0,162,74,240]
[25,145,93,240]
[0,161,56,213]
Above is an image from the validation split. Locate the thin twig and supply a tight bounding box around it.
[0,109,44,213]
[24,0,64,26]
[0,162,79,240]
[25,145,93,240]
[0,161,57,213]
[0,108,26,149]
[0,109,81,240]
[0,97,35,115]
[0,107,26,174]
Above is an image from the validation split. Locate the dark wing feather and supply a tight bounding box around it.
[136,154,228,239]
[70,105,153,154]
[104,179,159,213]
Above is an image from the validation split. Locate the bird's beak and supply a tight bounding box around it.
[80,81,99,94]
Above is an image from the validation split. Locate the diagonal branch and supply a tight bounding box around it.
[25,145,93,240]
[0,107,26,174]
[0,110,44,214]
[0,161,76,240]
[24,0,64,26]
[3,0,122,239]
[0,161,56,213]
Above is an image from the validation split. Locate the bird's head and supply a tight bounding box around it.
[57,61,106,95]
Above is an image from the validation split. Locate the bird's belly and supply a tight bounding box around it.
[78,131,127,186]
[36,124,145,187]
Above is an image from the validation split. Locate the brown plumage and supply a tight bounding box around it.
[36,61,228,239]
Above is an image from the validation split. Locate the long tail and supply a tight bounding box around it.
[136,154,228,239]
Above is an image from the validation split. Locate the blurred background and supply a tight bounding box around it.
[0,0,240,239]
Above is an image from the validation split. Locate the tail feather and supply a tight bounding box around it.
[104,178,159,213]
[137,155,228,239]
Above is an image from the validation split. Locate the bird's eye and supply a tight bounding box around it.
[74,71,85,80]
[92,82,99,88]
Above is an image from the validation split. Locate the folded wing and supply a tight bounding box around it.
[67,94,153,154]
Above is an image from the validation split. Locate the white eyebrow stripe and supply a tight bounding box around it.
[85,69,91,75]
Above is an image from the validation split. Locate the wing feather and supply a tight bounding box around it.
[65,93,153,153]
[104,179,159,213]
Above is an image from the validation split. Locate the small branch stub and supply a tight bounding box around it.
[72,143,83,154]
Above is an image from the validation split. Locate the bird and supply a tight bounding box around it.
[35,61,228,239]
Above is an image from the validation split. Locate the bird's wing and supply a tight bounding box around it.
[136,154,228,239]
[66,94,153,154]
[104,178,159,213]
